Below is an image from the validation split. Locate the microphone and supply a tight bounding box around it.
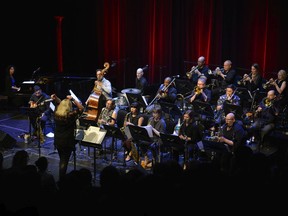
[33,67,40,74]
[111,62,117,68]
[142,65,149,71]
[172,75,180,78]
[252,88,260,93]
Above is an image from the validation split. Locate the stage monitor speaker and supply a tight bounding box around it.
[0,130,16,149]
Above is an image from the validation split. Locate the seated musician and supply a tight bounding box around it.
[172,110,202,165]
[187,56,212,87]
[122,102,145,162]
[248,90,279,150]
[214,84,241,125]
[211,60,238,101]
[156,77,177,104]
[189,77,212,104]
[28,85,52,143]
[241,63,263,92]
[270,69,288,111]
[97,99,118,127]
[140,107,166,168]
[213,112,247,154]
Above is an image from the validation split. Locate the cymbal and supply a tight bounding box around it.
[121,88,141,94]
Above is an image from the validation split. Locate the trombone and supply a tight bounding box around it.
[147,77,176,106]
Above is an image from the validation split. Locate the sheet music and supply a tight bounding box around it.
[141,125,154,138]
[22,81,35,84]
[82,126,107,144]
[49,102,55,112]
[69,89,82,103]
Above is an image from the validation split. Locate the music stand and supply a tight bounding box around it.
[159,101,183,120]
[127,124,153,164]
[174,78,194,95]
[160,133,186,161]
[102,125,126,166]
[202,138,229,160]
[23,107,42,157]
[75,126,107,182]
[125,92,148,111]
[192,100,214,117]
[223,103,243,120]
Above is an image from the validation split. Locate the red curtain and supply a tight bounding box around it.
[59,0,288,88]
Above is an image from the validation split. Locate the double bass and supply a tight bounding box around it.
[83,62,110,122]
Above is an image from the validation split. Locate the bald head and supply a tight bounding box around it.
[136,68,144,79]
[198,56,205,62]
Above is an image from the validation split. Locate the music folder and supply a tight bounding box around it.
[75,126,107,146]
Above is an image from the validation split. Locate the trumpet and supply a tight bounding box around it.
[237,73,251,85]
[262,78,274,89]
[208,67,225,77]
[186,65,199,79]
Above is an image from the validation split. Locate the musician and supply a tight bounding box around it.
[5,65,21,93]
[242,63,263,92]
[140,107,166,168]
[156,77,177,104]
[172,110,202,164]
[28,85,52,143]
[97,99,118,127]
[211,60,238,97]
[52,94,84,180]
[189,77,212,104]
[214,84,241,125]
[135,67,148,95]
[248,90,279,150]
[91,68,112,112]
[5,65,22,107]
[188,56,211,86]
[271,69,288,110]
[122,102,145,162]
[216,112,247,153]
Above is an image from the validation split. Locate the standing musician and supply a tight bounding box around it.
[248,90,279,150]
[51,94,84,180]
[214,84,241,125]
[28,85,52,143]
[189,77,212,104]
[85,65,112,122]
[92,68,112,111]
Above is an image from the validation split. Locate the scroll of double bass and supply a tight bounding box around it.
[84,62,110,121]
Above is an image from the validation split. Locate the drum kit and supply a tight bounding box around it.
[113,88,141,107]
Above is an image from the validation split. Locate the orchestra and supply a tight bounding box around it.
[8,61,288,169]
